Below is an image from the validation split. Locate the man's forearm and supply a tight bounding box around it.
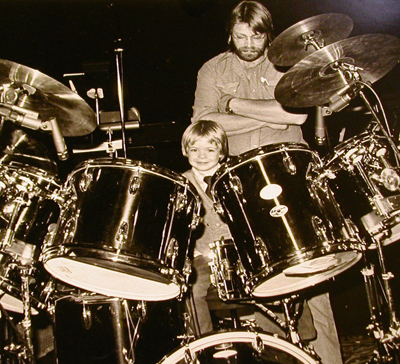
[198,112,287,134]
[229,98,307,125]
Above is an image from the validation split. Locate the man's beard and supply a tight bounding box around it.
[234,46,265,62]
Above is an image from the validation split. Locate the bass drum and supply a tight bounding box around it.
[53,288,190,364]
[42,158,201,301]
[158,331,318,364]
[212,143,362,298]
[323,128,400,248]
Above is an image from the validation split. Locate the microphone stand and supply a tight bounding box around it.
[115,46,128,159]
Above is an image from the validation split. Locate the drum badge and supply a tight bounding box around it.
[270,205,288,217]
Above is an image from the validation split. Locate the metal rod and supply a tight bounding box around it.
[115,47,127,159]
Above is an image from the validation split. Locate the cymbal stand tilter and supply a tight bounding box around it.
[255,295,321,362]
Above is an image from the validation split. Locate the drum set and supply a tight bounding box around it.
[0,11,399,364]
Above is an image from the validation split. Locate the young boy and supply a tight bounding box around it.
[181,119,231,335]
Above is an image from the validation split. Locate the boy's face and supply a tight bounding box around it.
[187,137,222,174]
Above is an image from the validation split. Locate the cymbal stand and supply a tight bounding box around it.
[357,84,400,165]
[19,263,36,364]
[361,237,400,363]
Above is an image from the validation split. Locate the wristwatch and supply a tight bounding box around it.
[226,98,234,115]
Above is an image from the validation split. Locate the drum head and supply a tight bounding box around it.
[44,258,182,301]
[158,331,318,364]
[251,251,361,297]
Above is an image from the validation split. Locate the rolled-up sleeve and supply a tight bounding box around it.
[191,59,222,122]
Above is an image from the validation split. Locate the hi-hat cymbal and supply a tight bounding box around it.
[268,13,353,66]
[0,59,96,137]
[275,34,400,108]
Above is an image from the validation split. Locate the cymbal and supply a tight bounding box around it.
[274,34,400,108]
[268,13,353,66]
[0,59,96,137]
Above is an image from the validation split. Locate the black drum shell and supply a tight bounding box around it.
[42,158,201,301]
[212,143,361,297]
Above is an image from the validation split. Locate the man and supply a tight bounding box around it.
[191,0,307,156]
[191,2,343,363]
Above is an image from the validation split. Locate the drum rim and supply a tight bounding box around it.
[214,143,319,183]
[68,157,200,198]
[158,330,318,364]
[325,130,389,165]
[0,161,61,188]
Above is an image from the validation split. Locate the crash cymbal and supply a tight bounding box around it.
[0,59,96,137]
[275,34,400,108]
[268,13,353,66]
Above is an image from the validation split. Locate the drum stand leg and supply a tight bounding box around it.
[110,300,137,364]
[361,240,400,363]
[0,298,31,363]
[19,265,36,364]
[256,296,321,362]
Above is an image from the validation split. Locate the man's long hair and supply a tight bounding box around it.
[227,1,275,50]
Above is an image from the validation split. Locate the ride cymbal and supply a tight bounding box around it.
[274,34,400,108]
[0,59,96,137]
[268,13,353,67]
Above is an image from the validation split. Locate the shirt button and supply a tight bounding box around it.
[216,223,221,227]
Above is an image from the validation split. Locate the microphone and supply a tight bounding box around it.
[315,106,326,146]
[49,117,69,161]
[328,83,362,113]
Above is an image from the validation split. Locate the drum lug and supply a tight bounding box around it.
[254,237,270,267]
[183,346,197,364]
[213,202,225,216]
[311,216,329,243]
[62,215,78,245]
[115,222,129,246]
[129,176,141,194]
[79,169,94,192]
[190,213,201,230]
[229,174,243,194]
[166,238,179,266]
[182,257,192,278]
[282,151,297,175]
[175,192,188,212]
[252,333,265,354]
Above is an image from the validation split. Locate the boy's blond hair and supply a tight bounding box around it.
[181,120,228,160]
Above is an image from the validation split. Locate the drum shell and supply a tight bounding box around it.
[42,158,201,300]
[53,295,188,364]
[0,163,61,250]
[323,131,400,246]
[212,144,361,296]
[0,163,60,313]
